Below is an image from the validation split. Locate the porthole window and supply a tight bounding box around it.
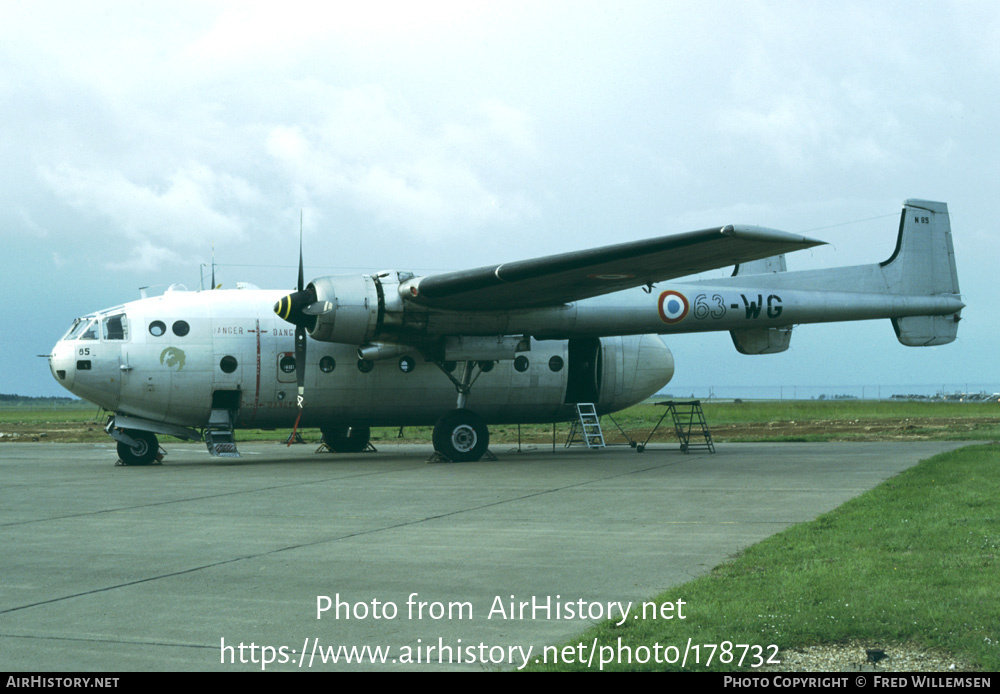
[443,361,457,373]
[514,355,529,372]
[398,356,415,373]
[220,356,238,374]
[319,356,336,373]
[149,320,166,337]
[279,355,296,374]
[172,320,190,337]
[478,360,495,373]
[548,355,564,372]
[357,359,374,374]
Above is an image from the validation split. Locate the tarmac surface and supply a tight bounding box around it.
[0,439,967,671]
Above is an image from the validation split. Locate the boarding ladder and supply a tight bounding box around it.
[205,408,240,458]
[565,403,606,449]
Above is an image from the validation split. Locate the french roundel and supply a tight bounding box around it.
[657,290,689,324]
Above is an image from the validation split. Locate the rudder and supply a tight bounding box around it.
[881,199,960,296]
[882,199,962,345]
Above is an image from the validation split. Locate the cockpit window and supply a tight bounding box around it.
[66,318,99,341]
[102,313,129,341]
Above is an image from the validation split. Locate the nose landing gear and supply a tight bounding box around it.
[115,430,162,466]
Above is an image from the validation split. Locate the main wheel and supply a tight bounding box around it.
[432,409,489,462]
[116,430,159,466]
[321,425,371,453]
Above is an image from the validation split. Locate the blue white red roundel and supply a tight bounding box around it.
[657,290,689,324]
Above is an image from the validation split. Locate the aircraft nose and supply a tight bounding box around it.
[48,341,76,389]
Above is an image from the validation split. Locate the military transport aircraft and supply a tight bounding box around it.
[48,199,962,464]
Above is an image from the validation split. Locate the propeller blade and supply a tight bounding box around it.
[295,323,306,410]
[290,212,308,446]
[287,323,306,447]
[297,210,304,293]
[283,210,310,447]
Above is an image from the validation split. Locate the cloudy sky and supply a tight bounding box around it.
[3,0,997,397]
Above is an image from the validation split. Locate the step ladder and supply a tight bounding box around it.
[565,403,606,449]
[638,400,715,453]
[205,408,240,457]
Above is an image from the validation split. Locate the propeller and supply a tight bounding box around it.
[273,213,314,444]
[273,213,338,444]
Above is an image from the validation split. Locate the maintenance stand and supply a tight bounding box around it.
[638,400,715,453]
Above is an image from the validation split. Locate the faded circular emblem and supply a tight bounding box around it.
[587,273,636,281]
[657,290,689,324]
[159,347,187,371]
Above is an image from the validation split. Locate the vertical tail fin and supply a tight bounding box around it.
[882,199,962,346]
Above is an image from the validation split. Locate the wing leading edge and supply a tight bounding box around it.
[401,225,825,311]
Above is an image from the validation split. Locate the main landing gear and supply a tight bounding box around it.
[430,360,493,462]
[321,425,372,453]
[432,408,490,462]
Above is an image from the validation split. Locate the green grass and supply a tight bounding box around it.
[530,444,1000,671]
[3,399,999,443]
[0,400,96,421]
[699,399,999,424]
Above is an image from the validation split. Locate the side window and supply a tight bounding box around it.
[102,314,128,341]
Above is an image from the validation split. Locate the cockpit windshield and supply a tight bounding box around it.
[65,318,99,341]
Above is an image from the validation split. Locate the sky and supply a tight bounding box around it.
[2,0,998,397]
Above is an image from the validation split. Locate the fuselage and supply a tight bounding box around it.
[48,286,675,432]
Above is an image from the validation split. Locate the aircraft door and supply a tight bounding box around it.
[564,337,602,404]
[211,322,251,422]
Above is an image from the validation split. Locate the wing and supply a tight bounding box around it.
[401,225,825,310]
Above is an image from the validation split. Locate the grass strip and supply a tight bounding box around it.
[3,401,999,443]
[531,444,1000,671]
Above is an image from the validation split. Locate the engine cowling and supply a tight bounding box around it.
[302,274,382,345]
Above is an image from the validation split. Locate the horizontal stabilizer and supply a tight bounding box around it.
[893,315,960,346]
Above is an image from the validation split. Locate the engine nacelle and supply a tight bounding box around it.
[306,274,382,345]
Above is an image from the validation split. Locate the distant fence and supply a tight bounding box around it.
[658,384,1000,402]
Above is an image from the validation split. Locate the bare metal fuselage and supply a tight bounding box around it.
[48,288,675,432]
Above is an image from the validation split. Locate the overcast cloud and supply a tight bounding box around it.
[2,0,997,396]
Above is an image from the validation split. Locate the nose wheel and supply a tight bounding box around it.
[116,430,161,466]
[432,409,489,462]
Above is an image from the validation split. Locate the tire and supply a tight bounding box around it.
[117,430,159,466]
[432,409,489,462]
[321,425,371,453]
